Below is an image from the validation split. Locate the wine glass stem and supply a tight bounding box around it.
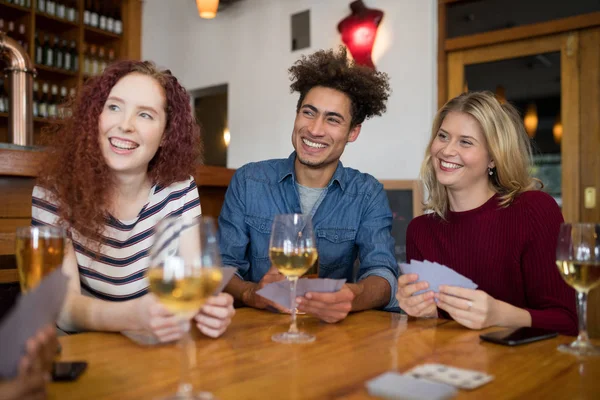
[576,291,591,344]
[177,320,194,396]
[289,277,299,334]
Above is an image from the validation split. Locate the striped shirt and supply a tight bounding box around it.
[31,177,201,301]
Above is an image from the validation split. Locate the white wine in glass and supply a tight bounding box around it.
[269,214,317,344]
[15,226,66,292]
[555,223,600,356]
[148,215,223,399]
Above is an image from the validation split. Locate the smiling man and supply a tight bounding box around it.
[220,47,398,323]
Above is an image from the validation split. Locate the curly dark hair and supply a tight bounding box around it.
[289,46,391,127]
[38,60,201,243]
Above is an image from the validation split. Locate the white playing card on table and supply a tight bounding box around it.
[405,363,494,390]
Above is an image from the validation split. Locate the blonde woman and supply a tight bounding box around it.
[396,91,577,335]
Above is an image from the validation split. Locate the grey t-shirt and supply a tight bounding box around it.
[296,183,327,215]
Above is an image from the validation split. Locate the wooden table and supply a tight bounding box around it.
[50,308,600,399]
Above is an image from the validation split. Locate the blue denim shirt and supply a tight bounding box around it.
[218,152,399,309]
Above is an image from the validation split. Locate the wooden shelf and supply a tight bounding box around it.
[35,11,80,33]
[35,63,78,78]
[0,1,31,15]
[84,25,121,43]
[0,112,7,119]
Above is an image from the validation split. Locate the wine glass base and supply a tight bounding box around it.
[272,331,315,344]
[159,391,215,400]
[558,341,600,356]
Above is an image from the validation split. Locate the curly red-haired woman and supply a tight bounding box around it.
[32,60,234,341]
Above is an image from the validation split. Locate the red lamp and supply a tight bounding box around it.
[337,0,384,69]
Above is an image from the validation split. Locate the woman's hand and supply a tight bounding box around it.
[134,294,183,342]
[194,293,235,338]
[435,286,500,329]
[396,274,437,318]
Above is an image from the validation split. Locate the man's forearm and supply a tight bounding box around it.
[58,291,141,333]
[348,275,391,311]
[224,274,257,306]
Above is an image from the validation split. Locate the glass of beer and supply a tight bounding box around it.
[555,223,600,356]
[269,214,318,344]
[148,215,223,399]
[15,226,66,292]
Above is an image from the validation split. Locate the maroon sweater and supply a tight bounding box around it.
[407,190,578,336]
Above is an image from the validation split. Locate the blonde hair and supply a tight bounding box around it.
[421,91,541,218]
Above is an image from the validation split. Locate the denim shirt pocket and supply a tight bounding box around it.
[244,215,272,278]
[316,228,356,278]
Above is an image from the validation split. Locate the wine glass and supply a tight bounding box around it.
[555,223,600,356]
[269,214,318,344]
[15,226,66,292]
[148,215,223,399]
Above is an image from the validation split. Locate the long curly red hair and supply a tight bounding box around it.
[38,60,202,243]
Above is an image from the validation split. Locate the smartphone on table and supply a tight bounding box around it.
[51,361,88,381]
[480,327,558,346]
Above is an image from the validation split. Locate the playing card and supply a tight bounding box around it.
[400,260,477,295]
[366,371,457,400]
[256,278,346,310]
[405,363,494,390]
[0,269,69,378]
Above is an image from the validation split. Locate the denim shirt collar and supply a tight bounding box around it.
[277,152,346,191]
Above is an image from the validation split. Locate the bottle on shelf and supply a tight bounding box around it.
[83,43,90,76]
[32,80,40,118]
[37,0,46,14]
[0,78,7,114]
[53,35,63,69]
[63,39,72,71]
[90,44,98,76]
[98,47,107,73]
[48,84,58,118]
[35,32,44,65]
[0,19,4,34]
[7,20,15,38]
[39,82,49,119]
[99,1,107,31]
[114,2,123,35]
[46,0,56,16]
[90,0,99,28]
[108,48,115,66]
[58,86,67,118]
[66,0,77,23]
[56,0,66,20]
[70,40,78,72]
[43,34,53,67]
[107,0,115,33]
[83,0,91,26]
[17,23,28,52]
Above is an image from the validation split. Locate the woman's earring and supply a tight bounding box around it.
[488,168,494,176]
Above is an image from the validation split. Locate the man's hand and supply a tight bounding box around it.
[194,293,236,338]
[242,266,289,312]
[295,284,356,323]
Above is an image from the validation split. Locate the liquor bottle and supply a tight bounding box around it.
[99,1,107,31]
[62,39,72,71]
[39,82,49,119]
[83,0,91,26]
[114,3,122,35]
[32,80,40,118]
[37,0,46,13]
[35,32,43,64]
[0,78,6,114]
[106,0,115,33]
[66,0,77,23]
[90,44,98,76]
[46,0,56,16]
[83,43,90,76]
[7,20,15,39]
[58,86,67,118]
[48,84,58,118]
[53,35,63,69]
[70,40,78,72]
[107,48,115,66]
[98,47,106,73]
[0,19,4,34]
[43,34,53,67]
[57,0,66,19]
[17,23,28,52]
[90,0,99,28]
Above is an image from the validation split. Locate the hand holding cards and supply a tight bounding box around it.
[256,278,346,310]
[400,260,477,295]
